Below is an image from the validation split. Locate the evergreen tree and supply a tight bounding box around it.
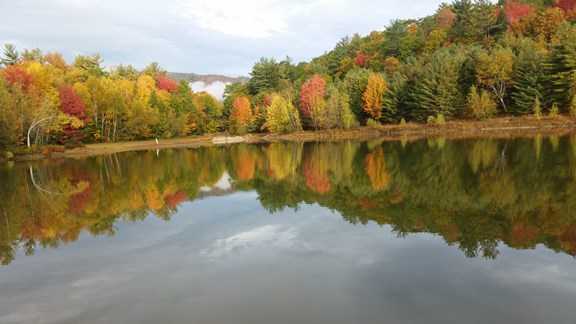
[547,23,576,110]
[0,44,19,66]
[382,72,405,122]
[343,68,370,122]
[412,48,464,119]
[450,0,501,43]
[511,41,550,115]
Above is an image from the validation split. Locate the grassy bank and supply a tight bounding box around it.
[3,115,576,163]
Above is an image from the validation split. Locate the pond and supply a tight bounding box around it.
[0,136,575,323]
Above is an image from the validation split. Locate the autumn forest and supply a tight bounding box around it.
[1,0,576,151]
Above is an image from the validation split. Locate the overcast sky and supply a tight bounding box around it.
[1,0,447,77]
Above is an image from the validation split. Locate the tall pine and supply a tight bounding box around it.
[511,39,550,115]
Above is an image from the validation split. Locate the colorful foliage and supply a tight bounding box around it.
[156,74,179,93]
[2,65,33,92]
[362,73,387,121]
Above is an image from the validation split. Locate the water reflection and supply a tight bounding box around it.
[1,135,576,265]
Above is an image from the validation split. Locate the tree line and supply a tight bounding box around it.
[0,51,222,149]
[233,0,576,130]
[1,0,576,149]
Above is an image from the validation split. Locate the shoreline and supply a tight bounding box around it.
[5,115,576,163]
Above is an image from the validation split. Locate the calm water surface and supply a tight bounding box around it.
[1,136,576,323]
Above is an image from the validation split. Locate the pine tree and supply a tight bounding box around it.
[412,49,464,119]
[547,23,576,110]
[0,44,19,66]
[511,41,550,115]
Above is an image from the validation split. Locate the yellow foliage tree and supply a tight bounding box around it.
[362,73,387,121]
[263,95,301,134]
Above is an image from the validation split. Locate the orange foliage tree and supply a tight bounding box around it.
[299,74,326,129]
[362,73,387,121]
[228,96,252,134]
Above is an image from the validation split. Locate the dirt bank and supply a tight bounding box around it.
[5,115,576,162]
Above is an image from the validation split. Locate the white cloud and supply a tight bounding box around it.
[1,0,449,75]
[180,0,291,38]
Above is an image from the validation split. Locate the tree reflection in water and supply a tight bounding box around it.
[2,135,576,265]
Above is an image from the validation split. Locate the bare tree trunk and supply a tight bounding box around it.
[113,118,118,141]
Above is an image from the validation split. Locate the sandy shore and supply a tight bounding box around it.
[6,115,576,162]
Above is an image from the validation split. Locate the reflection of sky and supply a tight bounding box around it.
[200,171,231,192]
[1,192,576,323]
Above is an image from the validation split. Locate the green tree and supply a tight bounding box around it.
[1,43,19,66]
[382,72,406,122]
[248,58,283,95]
[450,0,500,43]
[343,68,370,122]
[110,64,139,80]
[324,84,357,129]
[141,61,166,78]
[548,23,576,110]
[413,48,464,119]
[73,54,105,78]
[510,39,549,115]
[382,19,422,60]
[21,48,43,62]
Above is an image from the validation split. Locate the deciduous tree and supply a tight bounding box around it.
[362,73,387,121]
[476,47,514,112]
[156,74,179,93]
[228,96,252,134]
[263,95,301,134]
[300,74,327,130]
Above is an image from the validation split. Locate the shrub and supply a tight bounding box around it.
[64,140,86,149]
[436,114,446,125]
[533,97,542,120]
[11,145,42,156]
[427,115,436,124]
[366,118,382,127]
[548,104,559,118]
[467,85,497,119]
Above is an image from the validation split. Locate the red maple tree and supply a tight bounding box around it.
[355,51,369,68]
[156,74,179,93]
[58,84,89,141]
[2,65,33,92]
[504,0,534,25]
[299,74,326,117]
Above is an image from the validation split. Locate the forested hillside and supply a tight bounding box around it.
[1,0,576,149]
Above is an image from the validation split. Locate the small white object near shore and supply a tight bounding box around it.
[212,136,245,144]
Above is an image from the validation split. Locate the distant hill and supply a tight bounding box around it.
[168,72,250,84]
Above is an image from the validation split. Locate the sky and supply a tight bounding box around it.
[1,0,448,77]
